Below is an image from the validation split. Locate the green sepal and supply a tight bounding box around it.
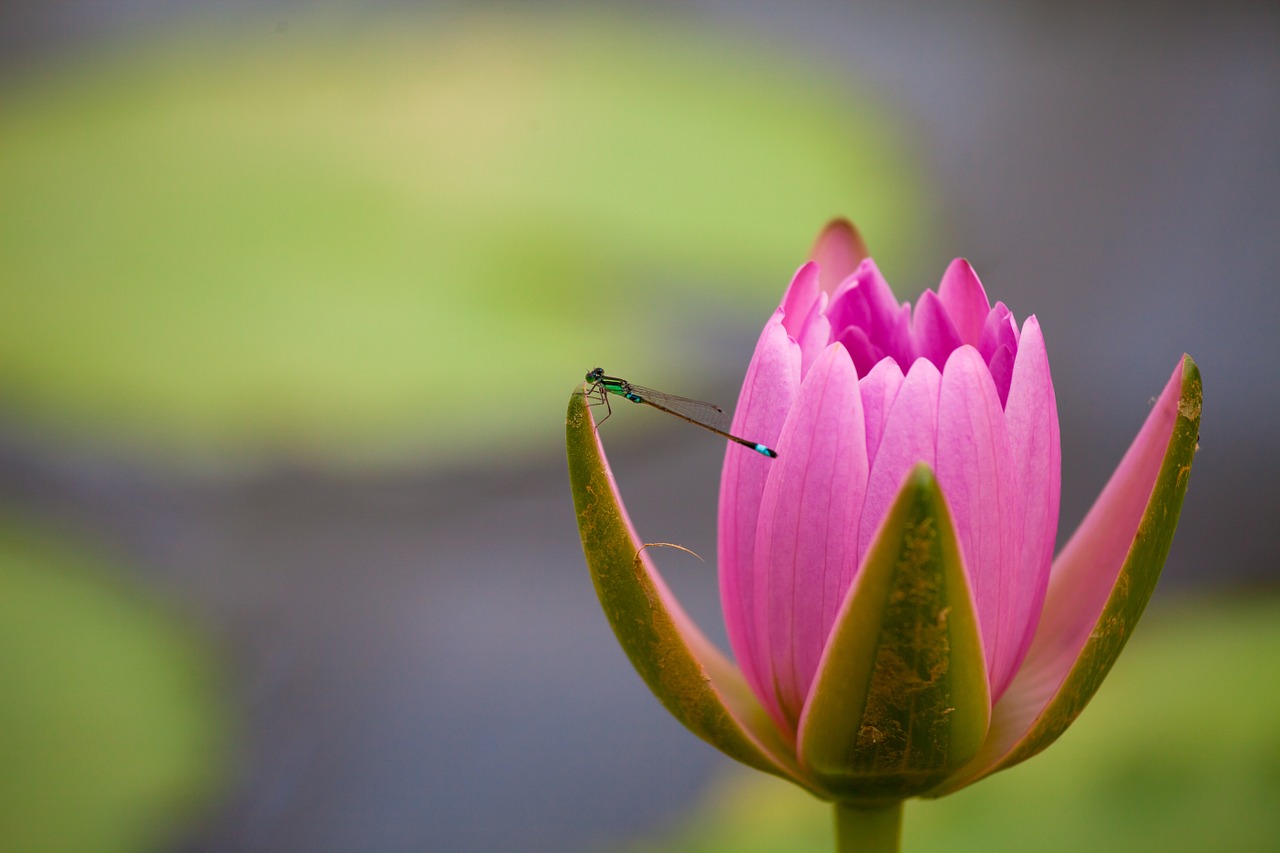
[798,464,990,802]
[565,390,808,789]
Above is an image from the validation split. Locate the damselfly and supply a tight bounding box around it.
[582,367,778,458]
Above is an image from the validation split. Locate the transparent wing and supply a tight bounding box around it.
[624,384,734,434]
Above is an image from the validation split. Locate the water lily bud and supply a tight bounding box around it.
[567,219,1200,840]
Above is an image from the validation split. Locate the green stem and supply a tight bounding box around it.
[833,800,903,853]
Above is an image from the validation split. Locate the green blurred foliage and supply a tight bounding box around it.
[0,9,926,466]
[617,593,1280,852]
[0,523,226,852]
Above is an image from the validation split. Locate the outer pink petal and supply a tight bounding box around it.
[937,345,1017,699]
[808,218,869,296]
[751,343,867,731]
[720,316,802,714]
[937,258,991,346]
[857,358,941,566]
[858,357,905,468]
[1000,316,1060,683]
[1025,358,1183,686]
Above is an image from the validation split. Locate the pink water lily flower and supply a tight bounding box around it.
[566,219,1200,846]
[722,222,1060,740]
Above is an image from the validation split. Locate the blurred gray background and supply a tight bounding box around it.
[1,2,1276,851]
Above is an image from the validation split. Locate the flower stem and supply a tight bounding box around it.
[833,801,903,853]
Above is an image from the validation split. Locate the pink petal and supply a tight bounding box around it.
[833,324,882,377]
[1025,358,1184,692]
[912,289,963,369]
[986,344,1016,407]
[751,343,867,730]
[937,258,991,346]
[781,262,822,342]
[795,294,833,379]
[978,302,1019,363]
[858,357,905,468]
[934,357,1190,793]
[858,358,941,566]
[937,346,1018,700]
[1000,316,1060,683]
[828,260,912,366]
[826,270,873,338]
[719,316,802,714]
[808,218,869,295]
[888,302,914,366]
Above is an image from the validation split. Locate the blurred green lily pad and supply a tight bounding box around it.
[0,523,226,852]
[0,11,925,465]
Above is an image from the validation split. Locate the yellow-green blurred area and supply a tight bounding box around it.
[619,594,1280,853]
[0,8,924,466]
[0,523,225,852]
